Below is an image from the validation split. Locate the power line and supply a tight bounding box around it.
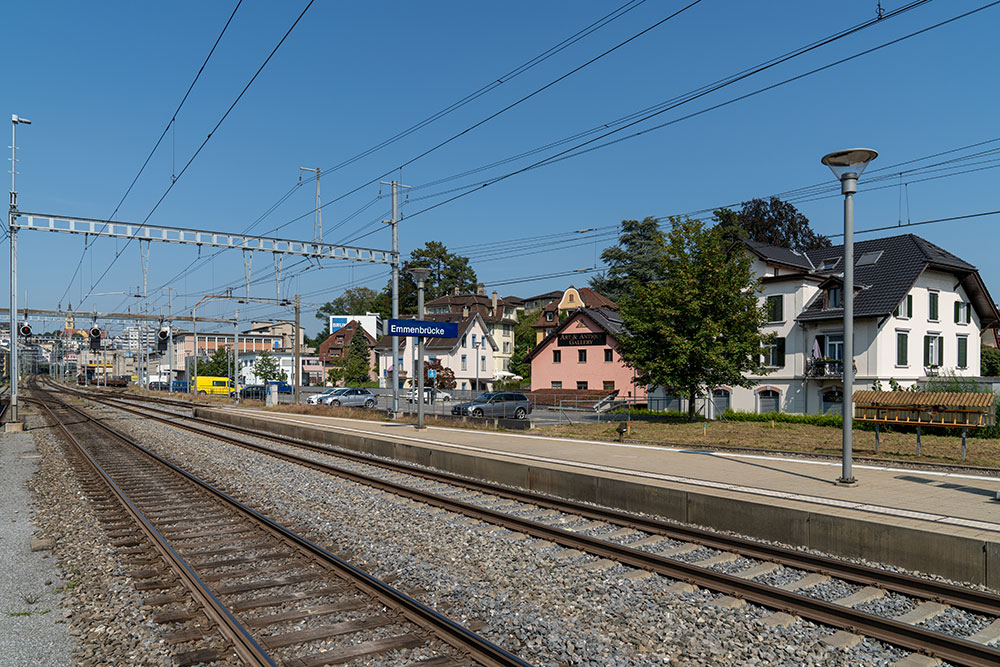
[77,0,316,309]
[56,0,244,308]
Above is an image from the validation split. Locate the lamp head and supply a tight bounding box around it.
[12,115,31,125]
[408,267,432,283]
[821,148,878,182]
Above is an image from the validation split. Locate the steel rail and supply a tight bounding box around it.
[66,387,1000,667]
[34,385,531,667]
[31,396,276,667]
[81,386,1000,618]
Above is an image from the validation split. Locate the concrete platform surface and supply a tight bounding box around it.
[205,406,1000,587]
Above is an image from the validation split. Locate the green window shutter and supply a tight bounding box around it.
[955,301,961,323]
[938,336,944,366]
[966,302,972,324]
[896,333,907,366]
[776,337,785,367]
[923,336,931,366]
[907,294,913,316]
[958,337,968,367]
[893,303,899,317]
[929,293,938,320]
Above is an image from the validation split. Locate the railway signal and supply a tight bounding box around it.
[157,328,169,352]
[89,327,102,351]
[18,324,31,337]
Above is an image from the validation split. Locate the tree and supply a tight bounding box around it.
[508,309,537,379]
[252,349,286,383]
[983,346,1000,377]
[395,241,477,314]
[424,358,456,390]
[313,286,384,345]
[342,329,372,385]
[196,346,234,379]
[713,197,830,250]
[617,217,773,421]
[326,357,348,385]
[590,217,666,303]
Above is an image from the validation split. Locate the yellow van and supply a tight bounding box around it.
[194,376,233,395]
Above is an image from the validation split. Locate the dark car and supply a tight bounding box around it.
[451,392,532,419]
[147,381,169,391]
[240,384,267,400]
[171,380,189,393]
[267,381,293,394]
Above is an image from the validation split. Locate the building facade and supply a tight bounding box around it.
[425,286,519,375]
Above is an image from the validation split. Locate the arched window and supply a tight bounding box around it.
[711,388,730,417]
[822,388,844,415]
[758,389,780,414]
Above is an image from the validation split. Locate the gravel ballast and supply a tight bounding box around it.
[87,402,937,666]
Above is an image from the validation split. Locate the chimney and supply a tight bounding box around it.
[491,290,498,314]
[453,286,460,296]
[462,305,469,318]
[476,283,485,296]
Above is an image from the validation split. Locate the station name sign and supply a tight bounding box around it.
[558,332,606,347]
[387,319,458,339]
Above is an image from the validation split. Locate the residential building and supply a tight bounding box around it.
[519,289,562,312]
[237,352,323,386]
[425,285,519,374]
[317,320,378,383]
[651,234,1000,417]
[532,286,618,343]
[374,312,497,392]
[169,330,283,380]
[245,320,312,354]
[123,325,158,351]
[526,307,646,399]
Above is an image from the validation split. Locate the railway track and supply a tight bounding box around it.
[60,382,1000,666]
[31,383,530,667]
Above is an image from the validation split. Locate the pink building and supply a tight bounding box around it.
[527,307,646,399]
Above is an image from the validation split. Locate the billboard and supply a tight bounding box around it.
[329,313,381,340]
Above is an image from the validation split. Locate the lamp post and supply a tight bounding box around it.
[821,147,878,486]
[409,267,432,429]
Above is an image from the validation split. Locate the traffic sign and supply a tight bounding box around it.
[427,369,437,378]
[386,319,458,338]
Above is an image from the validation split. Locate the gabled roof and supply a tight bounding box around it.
[750,234,1000,326]
[525,307,623,362]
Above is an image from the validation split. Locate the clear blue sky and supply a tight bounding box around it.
[4,0,998,336]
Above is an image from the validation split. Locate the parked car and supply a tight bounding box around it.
[147,381,169,391]
[240,384,267,400]
[324,387,377,408]
[406,388,452,403]
[451,392,532,419]
[308,387,343,405]
[195,376,233,395]
[266,381,293,394]
[172,380,189,393]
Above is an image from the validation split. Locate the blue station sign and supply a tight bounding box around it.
[386,319,458,339]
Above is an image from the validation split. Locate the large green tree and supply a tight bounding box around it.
[617,217,773,420]
[714,196,830,250]
[982,346,1000,377]
[395,241,477,314]
[195,347,234,380]
[508,309,537,379]
[589,216,666,303]
[342,329,372,385]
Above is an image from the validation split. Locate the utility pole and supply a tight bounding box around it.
[293,294,300,405]
[299,167,322,242]
[167,287,175,393]
[8,114,30,426]
[233,307,240,404]
[381,179,409,415]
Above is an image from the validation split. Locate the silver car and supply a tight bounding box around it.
[451,392,532,419]
[325,387,377,408]
[308,387,343,405]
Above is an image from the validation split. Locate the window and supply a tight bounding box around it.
[604,348,613,362]
[762,337,785,368]
[822,389,843,416]
[856,250,883,266]
[826,334,844,361]
[545,311,554,322]
[481,355,487,371]
[551,381,562,389]
[923,335,943,367]
[893,294,913,318]
[766,295,783,323]
[568,293,575,303]
[503,342,511,353]
[819,258,840,271]
[896,331,908,366]
[578,349,587,363]
[461,334,467,347]
[828,287,842,309]
[577,381,589,390]
[955,301,972,324]
[958,336,968,368]
[603,381,615,391]
[461,354,467,371]
[552,350,561,363]
[471,334,477,348]
[929,291,939,321]
[758,389,780,414]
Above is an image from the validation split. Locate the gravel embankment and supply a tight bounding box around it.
[94,404,934,666]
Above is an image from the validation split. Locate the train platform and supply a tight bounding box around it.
[200,405,1000,588]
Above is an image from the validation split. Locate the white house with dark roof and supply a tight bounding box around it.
[651,234,1000,417]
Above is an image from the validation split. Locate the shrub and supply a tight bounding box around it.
[719,410,843,427]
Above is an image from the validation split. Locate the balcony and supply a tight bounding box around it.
[806,358,843,378]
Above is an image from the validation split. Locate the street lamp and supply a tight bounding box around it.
[408,267,432,429]
[821,147,878,485]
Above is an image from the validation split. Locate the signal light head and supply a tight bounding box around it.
[18,324,31,336]
[90,327,102,338]
[157,329,169,340]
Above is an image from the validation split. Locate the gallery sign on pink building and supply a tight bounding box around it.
[526,307,646,399]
